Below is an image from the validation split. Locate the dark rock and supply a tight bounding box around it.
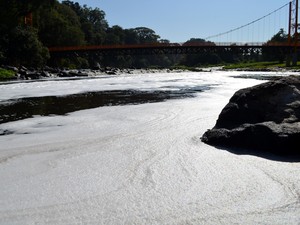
[58,71,71,77]
[105,70,116,75]
[19,66,28,72]
[3,65,18,72]
[17,67,41,79]
[201,75,300,155]
[26,71,41,79]
[18,68,27,76]
[69,71,89,77]
[0,129,13,135]
[43,66,60,73]
[92,62,101,70]
[40,71,51,77]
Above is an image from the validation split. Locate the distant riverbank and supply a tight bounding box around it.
[0,65,215,81]
[223,61,300,72]
[1,62,299,81]
[0,66,189,81]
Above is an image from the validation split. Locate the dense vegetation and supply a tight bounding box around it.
[0,0,289,69]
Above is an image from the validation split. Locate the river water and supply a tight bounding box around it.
[0,71,300,224]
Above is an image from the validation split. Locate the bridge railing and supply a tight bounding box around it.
[48,42,293,53]
[183,42,292,46]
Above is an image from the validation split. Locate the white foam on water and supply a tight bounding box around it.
[0,71,300,224]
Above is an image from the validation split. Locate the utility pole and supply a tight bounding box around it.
[287,0,299,66]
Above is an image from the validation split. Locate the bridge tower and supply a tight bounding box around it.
[288,0,299,66]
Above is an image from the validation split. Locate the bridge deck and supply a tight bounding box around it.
[47,42,296,57]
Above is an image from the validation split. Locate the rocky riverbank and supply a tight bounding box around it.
[201,75,300,156]
[0,65,186,80]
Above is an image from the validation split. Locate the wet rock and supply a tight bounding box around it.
[106,70,116,75]
[40,71,51,77]
[105,67,118,75]
[58,71,71,77]
[69,71,89,77]
[26,71,42,79]
[201,75,300,155]
[3,65,18,72]
[43,66,60,74]
[92,62,101,70]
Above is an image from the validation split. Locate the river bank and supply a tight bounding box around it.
[2,62,300,81]
[0,65,193,81]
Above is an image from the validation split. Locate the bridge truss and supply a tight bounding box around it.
[48,43,292,56]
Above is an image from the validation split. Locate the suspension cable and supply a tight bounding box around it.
[204,2,290,40]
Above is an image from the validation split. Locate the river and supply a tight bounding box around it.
[0,70,300,224]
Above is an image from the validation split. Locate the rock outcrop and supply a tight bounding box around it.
[201,75,300,155]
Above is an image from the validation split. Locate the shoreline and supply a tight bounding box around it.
[0,66,191,81]
[1,64,299,82]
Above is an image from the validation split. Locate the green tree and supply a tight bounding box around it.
[133,27,160,44]
[0,0,54,66]
[37,2,85,47]
[0,0,54,28]
[263,29,288,62]
[183,38,207,45]
[104,25,125,45]
[268,28,288,43]
[124,29,139,44]
[181,38,221,66]
[8,26,49,67]
[62,1,108,45]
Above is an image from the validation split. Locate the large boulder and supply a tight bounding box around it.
[201,75,300,155]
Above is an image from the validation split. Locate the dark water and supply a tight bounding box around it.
[0,86,210,127]
[231,74,282,80]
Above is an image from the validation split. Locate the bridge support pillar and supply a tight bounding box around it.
[286,54,291,67]
[292,52,298,66]
[288,0,299,66]
[285,52,297,67]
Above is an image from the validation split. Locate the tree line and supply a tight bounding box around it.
[0,0,288,68]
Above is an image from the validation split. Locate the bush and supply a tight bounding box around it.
[0,68,15,80]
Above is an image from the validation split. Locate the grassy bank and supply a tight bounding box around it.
[222,61,300,70]
[0,68,15,80]
[223,62,287,70]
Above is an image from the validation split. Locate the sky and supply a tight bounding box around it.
[73,0,291,43]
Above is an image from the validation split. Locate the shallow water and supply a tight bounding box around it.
[0,71,300,225]
[0,86,210,125]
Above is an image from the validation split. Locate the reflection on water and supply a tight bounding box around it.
[0,86,210,125]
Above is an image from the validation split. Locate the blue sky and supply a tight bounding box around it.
[74,0,291,42]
